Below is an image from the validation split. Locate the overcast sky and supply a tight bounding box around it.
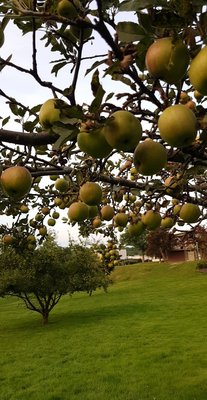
[0,8,130,246]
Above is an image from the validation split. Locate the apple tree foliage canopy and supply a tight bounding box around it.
[0,0,207,250]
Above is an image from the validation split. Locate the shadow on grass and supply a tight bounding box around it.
[1,295,158,333]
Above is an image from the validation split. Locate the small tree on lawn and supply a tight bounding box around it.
[0,236,110,324]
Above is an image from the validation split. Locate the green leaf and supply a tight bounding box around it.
[1,116,10,127]
[89,84,105,114]
[51,61,68,76]
[117,22,146,43]
[9,102,19,116]
[85,59,106,76]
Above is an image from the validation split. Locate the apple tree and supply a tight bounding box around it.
[0,0,207,255]
[0,235,110,323]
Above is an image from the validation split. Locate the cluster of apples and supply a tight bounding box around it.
[97,241,120,273]
[57,0,92,41]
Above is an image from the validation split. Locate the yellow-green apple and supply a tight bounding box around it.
[103,110,142,152]
[1,166,32,200]
[52,211,60,219]
[57,0,79,18]
[161,217,174,229]
[127,221,145,235]
[189,46,207,95]
[47,218,56,226]
[55,178,69,193]
[113,212,128,227]
[39,98,68,129]
[38,226,47,236]
[141,210,161,230]
[100,205,115,221]
[133,138,167,175]
[145,37,189,84]
[179,203,200,223]
[68,201,89,222]
[79,182,102,206]
[158,104,197,148]
[77,127,112,158]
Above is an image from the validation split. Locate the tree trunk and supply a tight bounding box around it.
[42,311,49,324]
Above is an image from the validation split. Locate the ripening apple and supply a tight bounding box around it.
[47,218,56,226]
[179,203,200,223]
[77,127,112,158]
[145,37,189,84]
[103,110,142,152]
[133,138,167,175]
[3,235,13,245]
[38,226,47,236]
[68,201,89,222]
[141,210,161,230]
[79,182,102,206]
[189,46,207,95]
[57,0,79,19]
[1,166,32,200]
[20,204,29,213]
[127,221,145,235]
[158,104,197,148]
[92,217,102,228]
[52,211,60,219]
[55,178,70,193]
[114,212,128,227]
[161,217,174,229]
[39,98,68,129]
[27,234,36,244]
[41,206,50,215]
[100,205,115,221]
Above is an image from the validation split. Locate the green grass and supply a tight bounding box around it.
[1,261,207,400]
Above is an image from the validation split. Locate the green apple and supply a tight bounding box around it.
[133,138,167,175]
[39,98,68,129]
[57,0,79,19]
[68,201,89,222]
[1,166,32,200]
[127,221,145,235]
[141,210,161,230]
[145,37,189,84]
[114,212,128,227]
[52,211,60,219]
[103,110,142,152]
[47,218,56,226]
[79,182,102,206]
[77,127,112,158]
[179,203,200,223]
[189,46,207,95]
[158,104,197,148]
[55,178,70,193]
[161,217,174,229]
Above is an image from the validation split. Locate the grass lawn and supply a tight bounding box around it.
[1,261,207,400]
